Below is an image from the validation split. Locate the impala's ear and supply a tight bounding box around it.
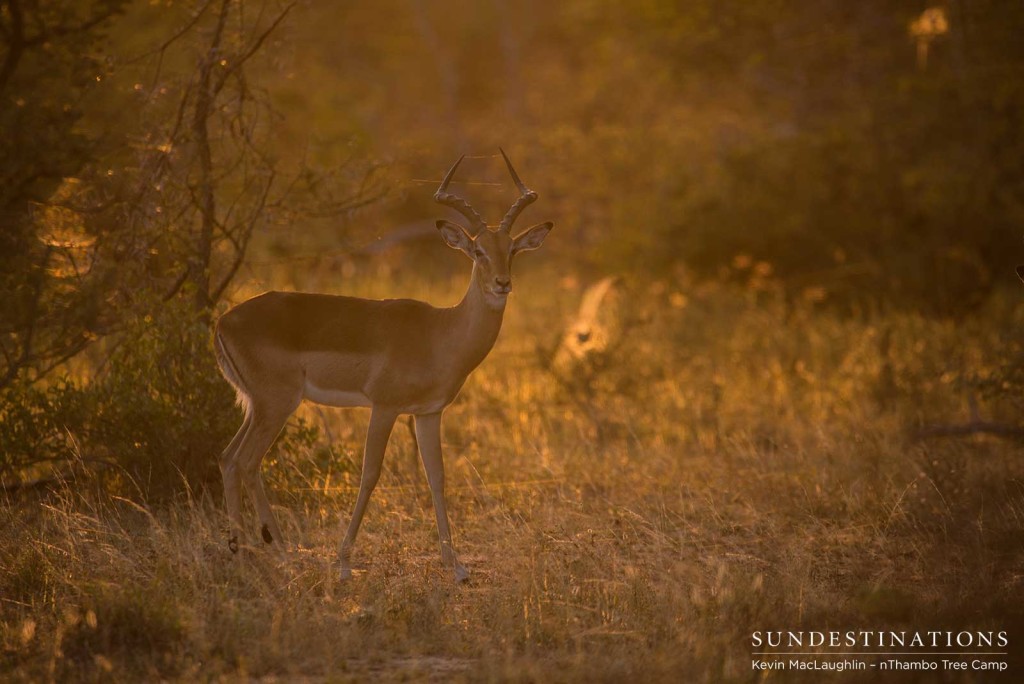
[512,222,553,254]
[437,220,473,255]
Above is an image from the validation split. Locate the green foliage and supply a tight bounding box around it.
[573,0,1022,315]
[0,379,86,481]
[0,302,223,496]
[84,297,240,497]
[0,296,318,499]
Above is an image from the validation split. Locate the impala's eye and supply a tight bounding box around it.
[474,248,487,260]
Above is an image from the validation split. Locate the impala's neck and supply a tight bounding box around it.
[450,263,506,372]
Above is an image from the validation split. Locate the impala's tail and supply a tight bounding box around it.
[213,327,252,415]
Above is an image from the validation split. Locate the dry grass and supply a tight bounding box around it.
[3,262,1024,682]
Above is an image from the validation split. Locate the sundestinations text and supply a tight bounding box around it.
[751,630,1008,649]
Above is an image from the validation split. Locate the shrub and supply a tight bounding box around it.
[0,297,316,500]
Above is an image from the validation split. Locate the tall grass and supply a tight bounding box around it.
[3,261,1024,681]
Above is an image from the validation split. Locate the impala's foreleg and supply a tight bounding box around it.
[339,406,398,580]
[415,412,469,582]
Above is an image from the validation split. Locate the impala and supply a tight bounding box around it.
[214,150,552,581]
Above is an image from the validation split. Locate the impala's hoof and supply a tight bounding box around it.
[454,564,470,583]
[261,524,273,544]
[339,565,353,581]
[228,535,239,554]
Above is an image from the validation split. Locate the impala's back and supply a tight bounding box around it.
[215,290,467,412]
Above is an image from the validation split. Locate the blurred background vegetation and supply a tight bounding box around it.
[4,2,1024,680]
[3,0,1024,494]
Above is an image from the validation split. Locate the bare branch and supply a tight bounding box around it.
[211,168,274,302]
[212,1,296,97]
[23,5,124,48]
[161,267,191,302]
[135,0,217,89]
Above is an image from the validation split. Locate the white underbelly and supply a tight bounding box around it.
[303,379,371,408]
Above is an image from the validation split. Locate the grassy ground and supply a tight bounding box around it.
[2,261,1024,682]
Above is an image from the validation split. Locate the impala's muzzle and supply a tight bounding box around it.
[493,277,512,296]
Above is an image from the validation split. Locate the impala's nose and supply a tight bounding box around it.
[494,276,512,294]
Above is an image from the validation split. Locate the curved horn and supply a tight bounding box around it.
[498,148,538,234]
[434,155,487,236]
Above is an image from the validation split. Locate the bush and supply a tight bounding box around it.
[84,298,241,498]
[0,297,316,500]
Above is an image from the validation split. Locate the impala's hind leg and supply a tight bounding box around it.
[220,410,252,553]
[238,399,299,547]
[339,406,398,579]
